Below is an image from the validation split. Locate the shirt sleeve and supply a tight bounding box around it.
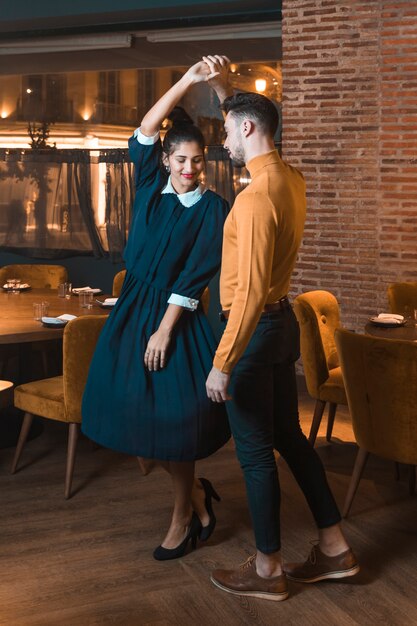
[213,192,277,373]
[168,198,229,306]
[128,127,163,191]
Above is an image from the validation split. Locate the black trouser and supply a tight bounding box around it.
[225,306,341,553]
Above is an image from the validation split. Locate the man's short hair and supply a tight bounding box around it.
[221,92,279,137]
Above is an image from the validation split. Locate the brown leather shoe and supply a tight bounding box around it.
[211,555,289,602]
[285,544,360,583]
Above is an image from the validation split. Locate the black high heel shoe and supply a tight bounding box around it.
[198,477,221,542]
[153,513,202,561]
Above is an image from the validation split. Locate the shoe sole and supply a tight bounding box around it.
[286,564,360,583]
[210,576,289,602]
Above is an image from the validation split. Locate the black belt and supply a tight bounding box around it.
[219,296,290,322]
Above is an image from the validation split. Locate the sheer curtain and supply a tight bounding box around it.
[0,146,250,261]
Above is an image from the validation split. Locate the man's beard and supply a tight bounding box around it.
[228,140,246,168]
[230,155,246,168]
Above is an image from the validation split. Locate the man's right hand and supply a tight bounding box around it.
[202,55,231,100]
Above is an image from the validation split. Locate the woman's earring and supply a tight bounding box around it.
[165,165,170,173]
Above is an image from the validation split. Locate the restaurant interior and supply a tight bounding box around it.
[1,1,416,624]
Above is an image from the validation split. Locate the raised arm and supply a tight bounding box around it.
[140,61,221,136]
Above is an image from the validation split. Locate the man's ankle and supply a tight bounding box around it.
[256,551,283,578]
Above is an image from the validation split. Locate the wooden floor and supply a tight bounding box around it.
[1,394,417,626]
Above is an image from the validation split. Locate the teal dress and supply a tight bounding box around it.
[81,134,231,461]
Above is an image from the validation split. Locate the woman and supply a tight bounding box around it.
[82,59,231,560]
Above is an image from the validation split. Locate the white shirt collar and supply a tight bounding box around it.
[161,176,205,208]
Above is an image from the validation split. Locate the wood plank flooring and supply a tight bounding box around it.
[1,394,416,626]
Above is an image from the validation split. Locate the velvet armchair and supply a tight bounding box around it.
[294,290,348,445]
[335,328,417,517]
[12,315,107,499]
[0,264,68,289]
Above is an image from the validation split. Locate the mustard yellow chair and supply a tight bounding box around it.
[294,290,348,445]
[387,281,417,317]
[112,269,126,297]
[0,264,68,289]
[11,315,107,499]
[335,328,417,517]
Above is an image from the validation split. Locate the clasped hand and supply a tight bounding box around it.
[144,328,171,371]
[186,55,230,85]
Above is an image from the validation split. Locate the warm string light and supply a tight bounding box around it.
[255,79,267,93]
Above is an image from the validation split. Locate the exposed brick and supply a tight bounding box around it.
[282,0,417,335]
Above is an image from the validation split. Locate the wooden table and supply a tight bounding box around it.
[0,288,109,345]
[365,320,417,342]
[0,288,109,448]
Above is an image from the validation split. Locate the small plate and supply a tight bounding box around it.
[41,317,68,328]
[2,283,31,291]
[369,316,406,328]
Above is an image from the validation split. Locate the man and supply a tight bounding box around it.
[204,57,359,602]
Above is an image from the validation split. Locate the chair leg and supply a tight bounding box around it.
[11,412,34,474]
[308,400,326,446]
[342,448,369,518]
[326,403,337,442]
[137,456,155,476]
[65,423,79,500]
[409,465,416,495]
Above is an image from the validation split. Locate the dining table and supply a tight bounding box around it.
[0,288,110,345]
[365,320,417,342]
[0,287,110,448]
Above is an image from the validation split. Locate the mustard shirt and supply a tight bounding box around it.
[213,150,306,374]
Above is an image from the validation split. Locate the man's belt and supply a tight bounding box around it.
[220,296,290,321]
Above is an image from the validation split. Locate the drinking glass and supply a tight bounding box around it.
[33,301,49,320]
[11,278,21,294]
[6,278,15,291]
[79,291,93,309]
[58,282,72,298]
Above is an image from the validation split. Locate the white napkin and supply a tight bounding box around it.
[376,313,404,324]
[72,286,102,294]
[103,298,118,305]
[57,314,77,321]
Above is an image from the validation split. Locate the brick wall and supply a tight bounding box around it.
[282,1,417,329]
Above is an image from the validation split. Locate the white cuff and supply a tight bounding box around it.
[167,293,199,311]
[134,127,160,145]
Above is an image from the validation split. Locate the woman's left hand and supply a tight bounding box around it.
[144,328,172,371]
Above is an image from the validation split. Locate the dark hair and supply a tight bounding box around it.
[221,92,279,137]
[162,106,205,156]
